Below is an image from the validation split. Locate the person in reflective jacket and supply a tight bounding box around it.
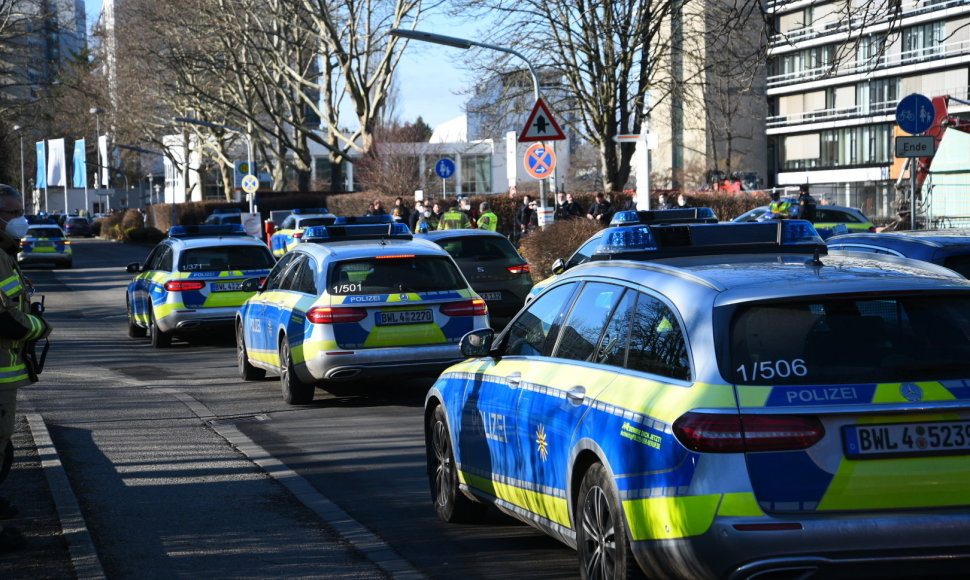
[0,184,52,552]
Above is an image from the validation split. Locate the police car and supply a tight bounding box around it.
[733,201,876,239]
[204,208,243,225]
[827,229,970,278]
[236,220,489,404]
[126,224,276,348]
[19,224,72,268]
[269,207,337,257]
[425,219,970,579]
[526,207,719,302]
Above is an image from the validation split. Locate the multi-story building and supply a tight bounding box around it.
[0,0,86,104]
[766,0,970,220]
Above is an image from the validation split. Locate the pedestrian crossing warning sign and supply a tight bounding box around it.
[519,98,566,142]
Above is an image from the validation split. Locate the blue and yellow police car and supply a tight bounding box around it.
[426,219,970,579]
[19,224,72,268]
[236,220,489,404]
[268,207,337,257]
[126,224,276,348]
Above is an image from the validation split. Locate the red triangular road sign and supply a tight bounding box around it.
[519,98,566,142]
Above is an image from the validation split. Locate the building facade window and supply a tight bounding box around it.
[460,155,491,195]
[902,22,945,62]
[782,123,893,170]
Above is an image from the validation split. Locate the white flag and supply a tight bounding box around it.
[47,138,66,187]
[98,135,110,187]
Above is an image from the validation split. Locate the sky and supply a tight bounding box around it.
[83,1,472,129]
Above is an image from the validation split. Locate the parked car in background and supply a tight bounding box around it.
[732,202,876,239]
[19,224,72,268]
[828,229,970,277]
[60,215,94,237]
[204,208,243,226]
[268,207,337,257]
[418,229,532,329]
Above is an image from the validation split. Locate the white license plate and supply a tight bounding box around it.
[842,420,970,458]
[480,292,502,301]
[213,281,244,292]
[377,309,432,326]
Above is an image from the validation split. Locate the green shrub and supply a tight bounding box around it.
[517,219,605,283]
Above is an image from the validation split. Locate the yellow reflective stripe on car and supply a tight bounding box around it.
[715,492,765,517]
[460,470,571,528]
[872,381,955,403]
[364,324,446,347]
[153,302,185,320]
[248,348,280,368]
[818,451,970,511]
[623,494,721,540]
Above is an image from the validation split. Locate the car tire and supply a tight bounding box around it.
[236,321,265,380]
[427,404,486,523]
[149,309,171,348]
[127,300,146,338]
[279,339,313,404]
[576,463,643,580]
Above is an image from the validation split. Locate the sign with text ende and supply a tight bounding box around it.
[895,136,936,158]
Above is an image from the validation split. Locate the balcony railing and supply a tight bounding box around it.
[767,100,898,128]
[767,38,969,88]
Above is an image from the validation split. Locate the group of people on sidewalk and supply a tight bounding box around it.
[365,196,499,234]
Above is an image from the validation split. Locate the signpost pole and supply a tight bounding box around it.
[893,93,936,231]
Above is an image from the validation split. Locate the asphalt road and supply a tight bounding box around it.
[12,237,577,579]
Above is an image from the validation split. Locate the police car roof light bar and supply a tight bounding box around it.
[594,220,826,260]
[609,207,719,226]
[302,222,412,243]
[168,224,248,237]
[291,207,330,215]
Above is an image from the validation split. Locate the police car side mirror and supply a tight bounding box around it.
[126,262,142,274]
[241,277,262,293]
[460,328,494,358]
[551,258,566,275]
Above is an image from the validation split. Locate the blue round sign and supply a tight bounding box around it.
[895,93,935,135]
[435,158,456,179]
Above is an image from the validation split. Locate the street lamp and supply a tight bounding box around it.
[389,28,553,213]
[12,125,24,198]
[172,116,254,212]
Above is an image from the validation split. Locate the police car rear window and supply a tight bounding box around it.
[27,227,64,238]
[437,237,519,261]
[725,294,970,385]
[329,256,465,295]
[179,246,275,272]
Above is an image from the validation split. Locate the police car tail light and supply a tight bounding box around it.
[507,264,531,274]
[672,412,823,453]
[441,299,487,317]
[293,231,303,239]
[164,280,206,291]
[307,306,367,324]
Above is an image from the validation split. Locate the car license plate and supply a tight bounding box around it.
[213,281,244,292]
[480,292,502,301]
[377,309,432,326]
[34,241,52,248]
[842,420,970,458]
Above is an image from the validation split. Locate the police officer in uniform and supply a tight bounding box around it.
[0,184,52,552]
[477,202,498,232]
[437,199,472,230]
[767,191,792,219]
[796,184,818,223]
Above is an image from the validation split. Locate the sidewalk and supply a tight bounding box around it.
[1,414,95,579]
